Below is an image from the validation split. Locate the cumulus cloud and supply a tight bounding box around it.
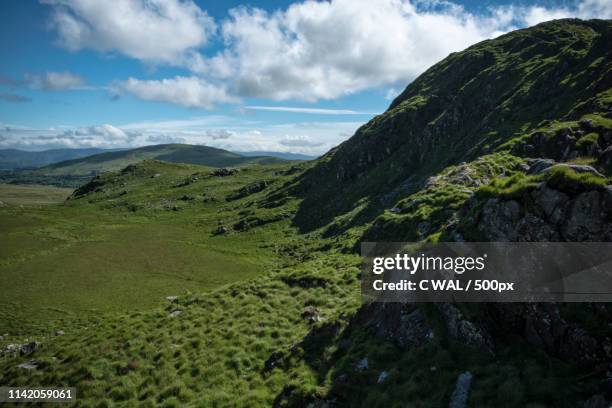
[39,0,610,108]
[279,135,324,148]
[24,71,85,90]
[206,129,233,140]
[115,76,238,109]
[41,0,214,64]
[195,0,507,101]
[0,118,362,154]
[0,123,137,149]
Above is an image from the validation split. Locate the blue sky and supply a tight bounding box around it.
[0,0,609,154]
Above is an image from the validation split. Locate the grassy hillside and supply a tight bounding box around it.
[0,160,300,333]
[38,144,288,176]
[0,19,611,407]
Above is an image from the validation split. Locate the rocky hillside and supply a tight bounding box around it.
[280,18,612,406]
[293,18,611,233]
[1,19,611,408]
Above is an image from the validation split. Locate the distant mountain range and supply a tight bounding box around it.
[0,144,307,187]
[0,146,312,171]
[0,148,116,170]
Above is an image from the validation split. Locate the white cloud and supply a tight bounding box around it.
[24,71,85,90]
[41,0,214,64]
[197,0,509,101]
[245,106,370,115]
[0,119,363,154]
[115,76,238,109]
[279,135,323,148]
[40,0,610,108]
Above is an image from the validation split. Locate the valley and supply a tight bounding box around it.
[0,18,611,407]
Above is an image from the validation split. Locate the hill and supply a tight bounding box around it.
[292,18,611,232]
[39,144,289,176]
[0,144,291,187]
[1,19,611,407]
[0,148,114,170]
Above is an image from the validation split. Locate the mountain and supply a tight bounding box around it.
[1,19,611,408]
[39,144,289,176]
[234,151,317,161]
[0,148,114,170]
[292,18,612,233]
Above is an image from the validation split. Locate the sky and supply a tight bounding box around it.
[0,0,610,155]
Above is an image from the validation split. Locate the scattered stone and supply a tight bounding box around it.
[544,163,604,177]
[19,341,38,357]
[18,359,39,370]
[151,173,161,178]
[377,371,389,384]
[527,158,556,174]
[168,310,183,318]
[302,306,321,324]
[579,118,594,129]
[166,296,178,303]
[210,168,238,177]
[356,357,369,371]
[449,371,473,408]
[264,351,284,372]
[2,343,19,357]
[389,207,401,213]
[430,366,438,372]
[214,225,229,235]
[55,330,65,336]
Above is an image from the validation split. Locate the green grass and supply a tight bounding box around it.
[0,183,74,205]
[0,161,298,333]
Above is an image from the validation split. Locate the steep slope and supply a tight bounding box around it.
[293,18,611,232]
[0,148,113,170]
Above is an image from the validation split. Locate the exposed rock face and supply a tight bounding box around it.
[455,182,612,242]
[488,303,611,367]
[437,304,495,355]
[357,304,434,350]
[449,371,473,408]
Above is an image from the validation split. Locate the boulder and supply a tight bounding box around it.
[527,158,556,174]
[18,359,39,370]
[20,341,38,357]
[302,306,321,324]
[449,371,473,408]
[544,163,604,178]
